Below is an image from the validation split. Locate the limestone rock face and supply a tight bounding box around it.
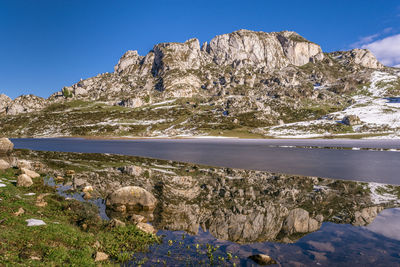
[351,49,383,69]
[282,208,322,234]
[331,48,383,69]
[106,186,157,213]
[207,30,323,69]
[277,31,324,66]
[153,38,202,75]
[114,50,144,74]
[6,95,46,115]
[353,206,384,226]
[0,94,12,114]
[208,29,289,69]
[0,138,14,154]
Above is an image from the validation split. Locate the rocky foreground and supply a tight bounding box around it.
[0,29,399,138]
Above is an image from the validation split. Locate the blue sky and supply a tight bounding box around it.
[1,0,400,99]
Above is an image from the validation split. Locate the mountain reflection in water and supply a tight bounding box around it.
[12,149,400,266]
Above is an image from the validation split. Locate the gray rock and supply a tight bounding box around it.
[0,138,13,154]
[249,254,277,265]
[106,186,157,213]
[0,94,12,114]
[0,159,10,170]
[6,94,46,115]
[282,208,321,234]
[342,115,361,126]
[353,206,383,226]
[17,174,33,187]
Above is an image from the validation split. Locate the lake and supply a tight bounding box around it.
[11,138,400,185]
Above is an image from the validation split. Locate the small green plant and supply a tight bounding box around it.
[62,87,73,98]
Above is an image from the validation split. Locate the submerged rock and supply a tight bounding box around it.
[106,186,157,213]
[249,254,277,265]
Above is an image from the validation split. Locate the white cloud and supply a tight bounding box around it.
[361,34,400,67]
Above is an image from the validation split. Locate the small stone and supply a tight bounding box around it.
[95,251,109,262]
[55,176,64,182]
[65,170,76,176]
[109,218,126,228]
[35,193,51,207]
[136,222,156,234]
[83,185,93,193]
[130,214,146,223]
[21,168,40,179]
[83,192,92,200]
[17,174,33,187]
[30,256,41,261]
[93,240,101,249]
[26,219,46,226]
[248,254,277,265]
[13,207,25,216]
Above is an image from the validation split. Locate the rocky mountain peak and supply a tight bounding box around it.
[0,94,12,114]
[207,29,323,69]
[114,50,143,74]
[6,94,46,116]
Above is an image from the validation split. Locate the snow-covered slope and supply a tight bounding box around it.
[263,70,400,138]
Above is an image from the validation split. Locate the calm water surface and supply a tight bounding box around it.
[12,138,400,185]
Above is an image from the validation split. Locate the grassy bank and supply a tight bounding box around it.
[0,168,159,266]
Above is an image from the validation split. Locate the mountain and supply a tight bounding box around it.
[0,29,399,138]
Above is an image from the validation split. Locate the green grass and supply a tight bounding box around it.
[0,168,159,266]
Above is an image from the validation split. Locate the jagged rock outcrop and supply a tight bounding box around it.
[331,48,383,69]
[114,50,144,74]
[0,94,12,115]
[6,94,46,115]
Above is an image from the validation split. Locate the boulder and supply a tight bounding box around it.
[21,168,40,178]
[0,138,13,154]
[342,115,361,126]
[94,251,109,262]
[17,174,33,187]
[249,254,277,265]
[0,159,11,170]
[109,218,126,228]
[136,222,157,234]
[106,186,157,213]
[120,165,143,176]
